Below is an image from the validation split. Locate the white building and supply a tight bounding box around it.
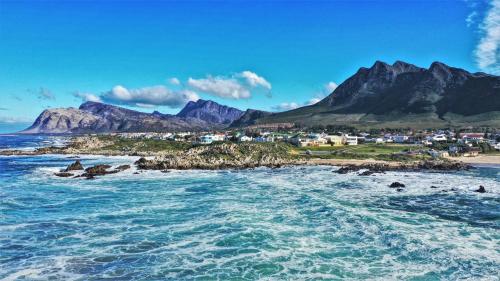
[345,135,358,146]
[393,135,409,143]
[238,135,253,142]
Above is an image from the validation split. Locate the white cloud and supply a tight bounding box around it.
[73,92,102,103]
[271,81,336,111]
[466,11,478,27]
[31,87,55,100]
[272,102,300,111]
[168,77,180,85]
[474,0,500,74]
[238,71,272,89]
[187,77,250,99]
[101,85,199,108]
[187,71,271,99]
[324,81,338,93]
[0,115,32,124]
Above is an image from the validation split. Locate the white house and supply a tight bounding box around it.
[345,135,358,146]
[238,135,253,142]
[432,134,448,142]
[393,135,409,143]
[254,136,274,142]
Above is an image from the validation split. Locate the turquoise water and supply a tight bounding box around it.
[1,136,499,280]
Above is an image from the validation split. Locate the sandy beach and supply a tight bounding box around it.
[446,155,500,165]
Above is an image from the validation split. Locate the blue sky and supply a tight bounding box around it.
[0,0,497,128]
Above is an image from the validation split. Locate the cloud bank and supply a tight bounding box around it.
[101,85,199,108]
[475,0,500,74]
[187,71,271,99]
[272,81,337,112]
[73,70,270,108]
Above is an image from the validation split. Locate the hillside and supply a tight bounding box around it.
[234,61,500,129]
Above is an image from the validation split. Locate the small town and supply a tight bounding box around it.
[109,127,500,159]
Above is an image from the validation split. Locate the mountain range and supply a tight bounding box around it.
[235,60,500,129]
[22,60,500,133]
[22,100,243,134]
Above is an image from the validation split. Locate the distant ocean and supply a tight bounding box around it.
[1,135,499,280]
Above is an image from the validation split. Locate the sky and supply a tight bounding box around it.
[0,0,498,129]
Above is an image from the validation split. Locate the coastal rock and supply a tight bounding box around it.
[475,185,486,193]
[114,165,131,172]
[54,172,74,177]
[335,166,360,174]
[64,160,84,171]
[389,182,405,188]
[358,170,375,176]
[80,164,116,178]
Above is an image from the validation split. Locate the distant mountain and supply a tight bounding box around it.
[234,61,500,128]
[22,101,229,134]
[229,109,272,128]
[176,99,243,124]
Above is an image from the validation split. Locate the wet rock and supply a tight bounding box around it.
[54,172,74,177]
[114,165,131,172]
[397,188,404,192]
[161,170,170,173]
[335,166,359,174]
[389,182,405,188]
[64,160,84,171]
[358,170,375,176]
[475,185,486,193]
[133,172,140,174]
[80,164,114,178]
[430,185,439,189]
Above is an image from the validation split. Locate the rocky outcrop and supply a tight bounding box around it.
[135,142,297,170]
[54,172,74,177]
[389,182,405,188]
[64,160,84,171]
[334,160,471,174]
[475,185,486,193]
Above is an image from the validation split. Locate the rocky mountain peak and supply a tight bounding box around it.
[176,99,243,124]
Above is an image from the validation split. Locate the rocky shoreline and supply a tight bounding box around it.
[1,137,474,173]
[332,160,471,175]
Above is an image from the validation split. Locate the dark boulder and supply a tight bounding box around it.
[389,182,405,188]
[475,185,486,193]
[65,160,84,171]
[334,166,360,174]
[114,165,131,172]
[359,170,375,176]
[54,172,74,177]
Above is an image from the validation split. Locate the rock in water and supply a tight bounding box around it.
[475,185,486,193]
[114,165,131,172]
[54,172,74,177]
[65,160,84,171]
[389,182,405,188]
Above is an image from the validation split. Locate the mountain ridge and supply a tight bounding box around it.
[21,60,500,133]
[240,60,500,128]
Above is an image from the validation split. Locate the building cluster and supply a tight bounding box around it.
[110,129,500,156]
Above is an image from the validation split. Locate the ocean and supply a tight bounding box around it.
[0,135,499,280]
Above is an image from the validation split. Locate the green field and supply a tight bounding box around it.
[293,143,427,161]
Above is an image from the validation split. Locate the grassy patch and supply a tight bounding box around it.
[99,136,193,152]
